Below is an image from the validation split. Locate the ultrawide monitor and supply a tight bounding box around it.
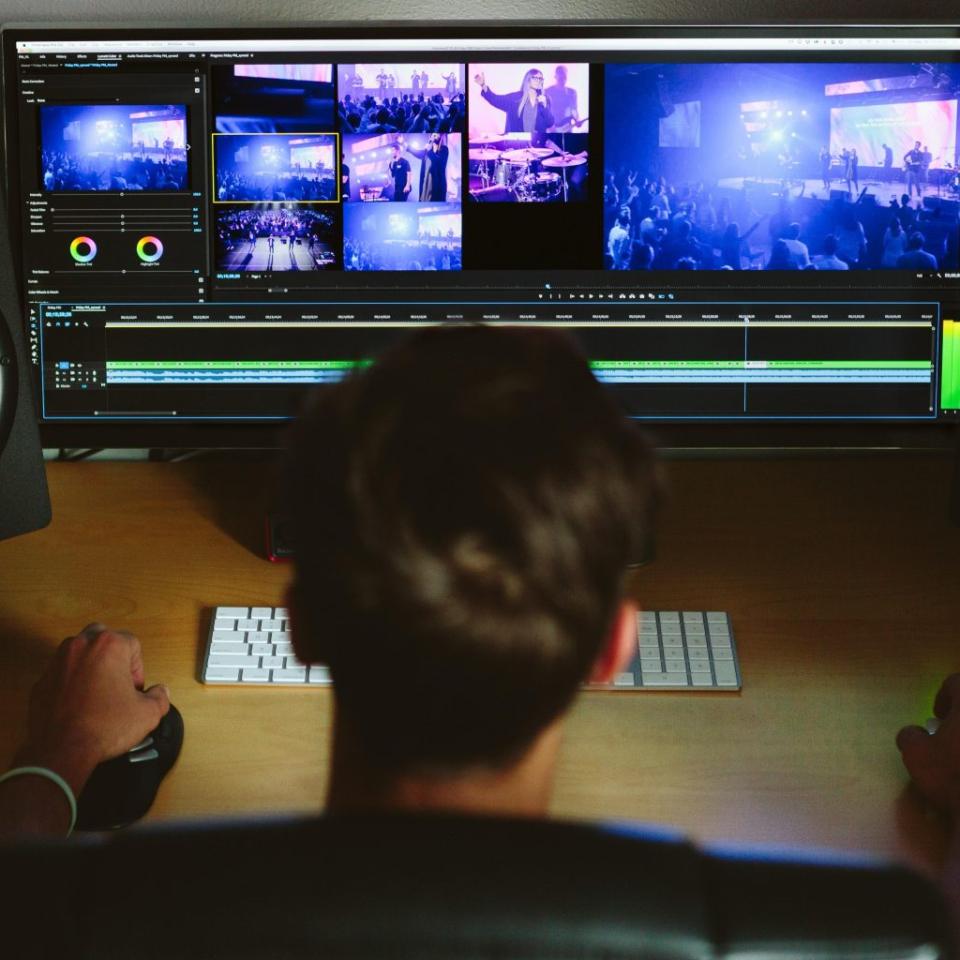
[2,22,959,447]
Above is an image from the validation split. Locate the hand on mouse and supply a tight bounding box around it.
[897,673,960,816]
[1,624,169,838]
[5,625,169,820]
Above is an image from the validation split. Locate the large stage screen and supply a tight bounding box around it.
[830,100,958,168]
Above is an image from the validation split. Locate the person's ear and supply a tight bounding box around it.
[589,599,638,684]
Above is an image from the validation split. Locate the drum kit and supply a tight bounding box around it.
[468,133,587,202]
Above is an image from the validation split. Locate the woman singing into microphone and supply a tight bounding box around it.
[473,67,555,146]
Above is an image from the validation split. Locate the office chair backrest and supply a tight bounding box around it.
[3,813,954,958]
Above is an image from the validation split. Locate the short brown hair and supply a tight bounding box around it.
[287,325,655,774]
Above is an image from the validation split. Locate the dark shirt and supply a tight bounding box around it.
[389,157,411,200]
[480,87,554,145]
[896,248,938,270]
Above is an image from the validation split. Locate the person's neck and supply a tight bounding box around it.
[325,710,562,819]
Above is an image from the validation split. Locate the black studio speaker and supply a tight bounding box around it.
[0,194,51,542]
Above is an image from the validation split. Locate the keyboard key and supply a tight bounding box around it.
[273,668,308,683]
[613,671,635,686]
[261,655,286,669]
[209,653,260,668]
[212,630,245,644]
[642,673,689,687]
[640,658,662,672]
[213,618,237,631]
[308,666,331,684]
[712,649,734,661]
[240,668,271,683]
[250,643,274,657]
[275,608,289,618]
[246,631,272,644]
[274,642,295,657]
[205,667,240,682]
[692,674,715,687]
[208,641,249,654]
[217,607,248,619]
[237,619,260,631]
[260,620,283,631]
[251,607,274,619]
[714,663,739,686]
[664,657,686,672]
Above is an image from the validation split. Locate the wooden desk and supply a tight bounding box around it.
[0,455,957,877]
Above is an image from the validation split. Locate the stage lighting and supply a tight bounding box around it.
[801,109,808,117]
[775,110,783,118]
[787,110,793,117]
[760,111,768,119]
[771,130,783,141]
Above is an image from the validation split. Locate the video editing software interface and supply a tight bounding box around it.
[4,25,960,429]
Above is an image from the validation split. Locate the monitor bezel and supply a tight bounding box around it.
[3,19,959,450]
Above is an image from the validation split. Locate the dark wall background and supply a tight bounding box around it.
[0,0,945,24]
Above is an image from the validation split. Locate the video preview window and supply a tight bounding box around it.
[39,104,189,192]
[344,202,461,271]
[603,62,960,271]
[213,133,339,202]
[342,132,462,202]
[467,62,590,204]
[215,203,340,272]
[337,63,465,133]
[213,63,335,133]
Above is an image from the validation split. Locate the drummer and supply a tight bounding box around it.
[473,68,555,147]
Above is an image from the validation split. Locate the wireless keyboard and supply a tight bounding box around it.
[202,607,740,691]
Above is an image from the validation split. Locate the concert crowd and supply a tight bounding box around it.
[217,206,336,251]
[216,171,336,202]
[343,234,461,272]
[337,94,465,134]
[41,152,187,192]
[603,169,958,271]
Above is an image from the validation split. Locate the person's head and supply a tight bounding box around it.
[616,205,631,228]
[915,140,921,149]
[786,222,801,240]
[392,143,402,158]
[554,64,568,86]
[901,193,911,207]
[888,218,902,236]
[907,231,925,251]
[286,325,655,782]
[521,68,545,100]
[822,233,839,255]
[767,238,793,268]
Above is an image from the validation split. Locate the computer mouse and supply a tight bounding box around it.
[75,703,184,831]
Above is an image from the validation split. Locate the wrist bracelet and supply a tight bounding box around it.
[0,765,77,836]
